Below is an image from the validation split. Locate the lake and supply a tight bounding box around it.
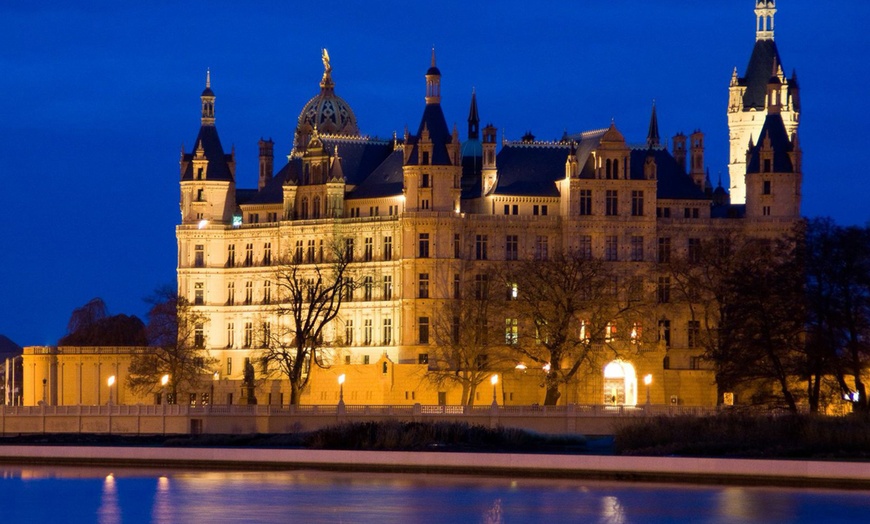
[2,465,869,523]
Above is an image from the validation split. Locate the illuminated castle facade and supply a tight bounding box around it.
[167,0,802,407]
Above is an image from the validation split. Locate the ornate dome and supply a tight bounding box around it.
[293,49,360,153]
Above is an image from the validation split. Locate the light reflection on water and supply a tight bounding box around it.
[1,465,869,523]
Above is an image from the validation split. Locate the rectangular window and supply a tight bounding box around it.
[688,238,702,264]
[383,236,392,261]
[475,234,488,260]
[345,320,354,345]
[421,199,430,210]
[307,240,315,263]
[226,357,233,376]
[194,282,204,305]
[418,273,429,298]
[226,282,235,305]
[383,318,392,345]
[657,207,671,218]
[364,276,373,301]
[418,233,430,258]
[579,235,592,259]
[245,281,252,305]
[194,245,204,267]
[418,353,429,365]
[505,318,518,345]
[688,320,700,348]
[631,190,644,216]
[226,323,234,348]
[243,322,253,348]
[345,238,354,261]
[506,235,518,260]
[453,233,461,258]
[763,180,771,195]
[419,316,430,344]
[383,275,392,300]
[453,274,461,299]
[245,243,253,266]
[606,190,618,216]
[579,189,592,216]
[534,236,548,261]
[344,277,354,301]
[630,236,644,262]
[295,240,304,263]
[452,316,461,344]
[364,237,373,261]
[657,276,671,303]
[263,243,272,265]
[474,274,489,299]
[263,280,271,304]
[533,205,539,216]
[364,319,373,345]
[763,206,771,216]
[605,235,618,261]
[262,322,271,347]
[227,244,235,267]
[658,320,671,347]
[658,237,671,263]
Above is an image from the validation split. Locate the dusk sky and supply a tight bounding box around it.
[1,1,868,347]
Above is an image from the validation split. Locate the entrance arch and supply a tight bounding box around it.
[603,360,638,406]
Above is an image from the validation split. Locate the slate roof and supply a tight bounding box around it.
[491,130,605,197]
[740,39,783,110]
[351,149,405,199]
[747,113,795,174]
[628,148,707,200]
[181,125,234,182]
[406,103,454,166]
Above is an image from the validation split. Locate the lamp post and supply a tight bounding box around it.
[107,375,116,406]
[161,374,170,435]
[490,374,499,407]
[211,371,219,407]
[644,374,652,407]
[337,374,346,414]
[42,378,47,405]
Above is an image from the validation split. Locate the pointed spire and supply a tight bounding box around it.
[425,47,441,104]
[467,88,480,140]
[206,68,211,89]
[200,69,215,126]
[646,100,660,148]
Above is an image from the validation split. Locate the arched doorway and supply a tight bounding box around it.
[603,360,638,406]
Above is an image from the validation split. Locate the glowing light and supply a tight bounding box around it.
[644,374,653,386]
[515,363,527,371]
[213,371,220,380]
[197,219,209,229]
[161,374,169,386]
[338,374,346,385]
[543,363,551,372]
[107,375,116,387]
[490,374,498,386]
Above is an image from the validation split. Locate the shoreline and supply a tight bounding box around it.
[1,445,869,490]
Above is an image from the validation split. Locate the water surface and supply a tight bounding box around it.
[2,465,869,523]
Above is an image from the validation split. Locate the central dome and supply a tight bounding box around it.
[293,49,360,154]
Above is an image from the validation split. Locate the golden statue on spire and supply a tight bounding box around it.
[322,48,331,75]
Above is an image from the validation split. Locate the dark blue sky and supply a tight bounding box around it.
[1,1,867,346]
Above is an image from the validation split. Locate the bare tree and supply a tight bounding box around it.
[127,287,217,403]
[58,297,146,346]
[506,250,649,405]
[430,267,513,407]
[258,243,355,406]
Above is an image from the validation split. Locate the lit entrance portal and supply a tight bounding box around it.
[603,360,638,406]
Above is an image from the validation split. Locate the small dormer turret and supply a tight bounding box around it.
[482,124,497,195]
[690,130,705,191]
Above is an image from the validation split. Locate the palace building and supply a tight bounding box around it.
[24,1,802,408]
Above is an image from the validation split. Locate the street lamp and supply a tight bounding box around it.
[337,374,346,414]
[490,374,499,406]
[160,374,169,405]
[211,371,219,406]
[107,375,116,406]
[644,374,652,406]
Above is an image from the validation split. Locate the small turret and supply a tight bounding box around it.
[425,47,441,105]
[755,0,776,42]
[258,138,274,190]
[690,130,705,191]
[646,100,660,148]
[672,133,687,172]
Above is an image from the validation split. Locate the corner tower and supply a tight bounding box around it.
[727,0,799,205]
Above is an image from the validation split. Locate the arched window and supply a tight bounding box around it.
[603,360,638,406]
[301,197,309,219]
[606,159,612,179]
[313,197,321,219]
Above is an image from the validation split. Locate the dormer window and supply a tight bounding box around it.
[421,173,430,188]
[763,159,772,173]
[422,151,430,165]
[197,167,204,180]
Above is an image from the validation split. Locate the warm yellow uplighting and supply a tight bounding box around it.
[213,371,220,380]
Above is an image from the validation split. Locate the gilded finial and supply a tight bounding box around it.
[206,68,211,89]
[431,46,436,67]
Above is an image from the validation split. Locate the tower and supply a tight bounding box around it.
[727,0,799,205]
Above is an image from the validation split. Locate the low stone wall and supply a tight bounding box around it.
[1,445,868,488]
[0,404,718,436]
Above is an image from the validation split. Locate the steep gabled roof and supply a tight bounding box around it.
[181,125,234,182]
[406,104,454,166]
[350,149,405,199]
[629,148,707,200]
[740,39,783,110]
[747,113,795,173]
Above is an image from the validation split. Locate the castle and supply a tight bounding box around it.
[22,1,802,408]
